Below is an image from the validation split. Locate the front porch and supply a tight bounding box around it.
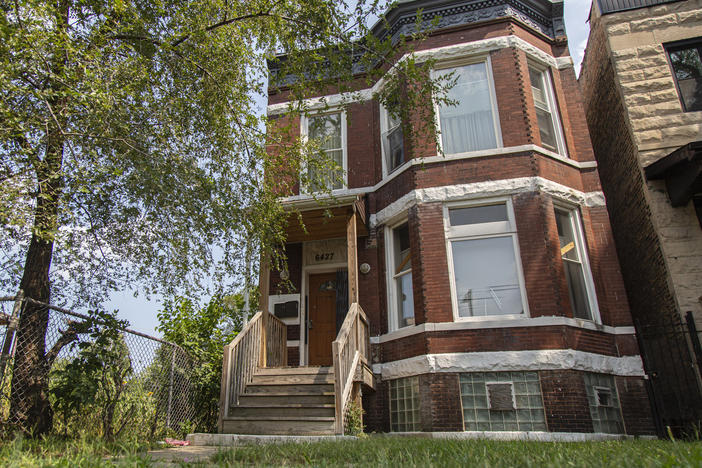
[217,197,375,435]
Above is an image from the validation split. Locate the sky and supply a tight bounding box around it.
[107,0,594,338]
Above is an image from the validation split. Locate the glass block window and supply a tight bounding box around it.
[389,376,420,432]
[584,373,624,434]
[460,372,547,432]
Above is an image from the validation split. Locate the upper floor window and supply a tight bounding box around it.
[386,221,415,330]
[665,38,702,112]
[380,102,405,175]
[303,111,346,191]
[445,200,528,320]
[434,59,501,155]
[554,205,600,322]
[528,65,567,155]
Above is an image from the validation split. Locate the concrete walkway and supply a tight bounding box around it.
[145,434,355,465]
[146,445,222,465]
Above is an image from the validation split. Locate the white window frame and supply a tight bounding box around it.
[431,55,503,156]
[385,218,415,332]
[528,62,568,157]
[553,201,601,323]
[443,197,530,322]
[300,110,348,194]
[379,102,407,177]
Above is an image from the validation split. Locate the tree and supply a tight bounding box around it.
[50,310,132,440]
[1,0,450,434]
[157,293,247,432]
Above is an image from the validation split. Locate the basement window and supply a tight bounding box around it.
[460,372,547,432]
[389,376,421,432]
[665,38,702,112]
[584,373,624,434]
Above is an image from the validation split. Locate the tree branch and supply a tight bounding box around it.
[45,320,90,367]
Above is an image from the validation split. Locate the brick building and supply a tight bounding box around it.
[218,0,655,437]
[579,0,702,434]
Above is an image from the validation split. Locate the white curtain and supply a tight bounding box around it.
[438,62,497,154]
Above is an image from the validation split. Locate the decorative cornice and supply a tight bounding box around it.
[380,0,565,44]
[268,0,565,77]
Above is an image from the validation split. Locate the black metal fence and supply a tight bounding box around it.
[636,311,702,438]
[0,294,197,439]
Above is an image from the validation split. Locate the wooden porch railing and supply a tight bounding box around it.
[332,302,370,434]
[217,310,287,431]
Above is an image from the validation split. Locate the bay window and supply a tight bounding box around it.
[304,112,346,191]
[445,200,528,319]
[528,65,566,155]
[554,206,599,321]
[435,59,501,154]
[381,103,405,175]
[386,222,415,330]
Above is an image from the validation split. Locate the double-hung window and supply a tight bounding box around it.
[445,200,528,319]
[665,38,702,112]
[380,103,405,175]
[386,222,415,330]
[528,65,566,155]
[434,59,501,155]
[304,112,346,191]
[554,206,599,321]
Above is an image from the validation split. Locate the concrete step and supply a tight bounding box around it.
[228,404,335,418]
[221,417,336,435]
[238,394,335,406]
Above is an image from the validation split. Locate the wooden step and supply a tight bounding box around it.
[256,366,333,376]
[238,394,335,406]
[221,417,336,435]
[250,373,335,385]
[244,383,334,395]
[228,404,335,418]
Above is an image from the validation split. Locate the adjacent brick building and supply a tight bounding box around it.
[258,0,655,436]
[579,0,702,434]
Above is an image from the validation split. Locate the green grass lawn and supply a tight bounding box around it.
[211,438,702,468]
[1,435,701,467]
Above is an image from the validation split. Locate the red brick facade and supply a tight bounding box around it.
[267,0,654,435]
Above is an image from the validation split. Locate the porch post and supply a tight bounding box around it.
[259,256,270,367]
[347,211,359,306]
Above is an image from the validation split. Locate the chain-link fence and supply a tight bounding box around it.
[0,293,197,439]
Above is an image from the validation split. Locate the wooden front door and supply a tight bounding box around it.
[308,272,337,366]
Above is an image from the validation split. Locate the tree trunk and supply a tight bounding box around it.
[8,0,70,436]
[9,236,56,435]
[9,127,64,436]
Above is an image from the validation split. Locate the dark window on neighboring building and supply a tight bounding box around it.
[694,195,702,230]
[666,38,702,112]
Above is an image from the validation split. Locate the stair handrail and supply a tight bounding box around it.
[218,309,288,432]
[332,302,370,434]
[218,311,262,432]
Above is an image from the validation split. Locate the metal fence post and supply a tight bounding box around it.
[0,290,24,383]
[166,346,176,429]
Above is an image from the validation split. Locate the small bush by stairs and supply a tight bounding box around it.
[221,366,337,435]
